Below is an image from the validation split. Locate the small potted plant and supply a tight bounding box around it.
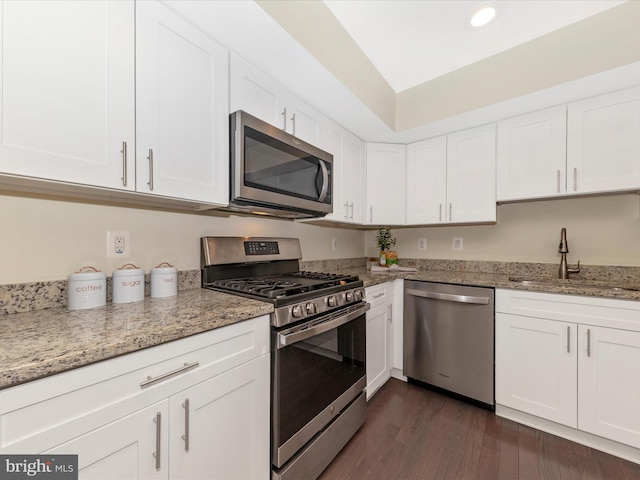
[376,227,397,266]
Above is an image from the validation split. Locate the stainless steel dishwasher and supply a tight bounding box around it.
[403,280,495,409]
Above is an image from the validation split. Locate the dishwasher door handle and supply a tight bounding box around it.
[406,289,490,305]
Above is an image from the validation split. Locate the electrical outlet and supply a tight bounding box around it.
[452,237,463,251]
[107,230,130,258]
[331,238,338,251]
[418,238,427,250]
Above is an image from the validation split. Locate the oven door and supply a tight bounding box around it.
[272,302,369,468]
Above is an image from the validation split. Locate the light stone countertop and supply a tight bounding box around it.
[347,267,640,301]
[0,288,273,390]
[3,262,640,391]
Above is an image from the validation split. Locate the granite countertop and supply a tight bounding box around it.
[344,267,640,301]
[3,264,640,391]
[0,289,273,390]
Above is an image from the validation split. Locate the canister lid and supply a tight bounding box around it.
[68,266,106,281]
[112,263,145,278]
[151,262,177,274]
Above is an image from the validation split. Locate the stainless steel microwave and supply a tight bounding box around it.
[228,110,333,219]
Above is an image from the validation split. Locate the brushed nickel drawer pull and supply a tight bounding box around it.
[153,412,161,470]
[147,149,154,191]
[182,398,190,452]
[567,326,570,353]
[140,361,200,389]
[587,328,591,357]
[121,141,128,187]
[573,167,577,192]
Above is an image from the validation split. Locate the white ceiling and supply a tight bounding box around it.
[167,0,640,143]
[324,0,626,93]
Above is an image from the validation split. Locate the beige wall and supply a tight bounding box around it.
[0,193,365,284]
[364,194,640,267]
[3,192,639,285]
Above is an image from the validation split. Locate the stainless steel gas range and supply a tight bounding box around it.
[201,237,368,480]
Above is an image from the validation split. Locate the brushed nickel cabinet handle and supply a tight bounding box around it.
[557,170,560,193]
[344,201,349,219]
[349,202,354,220]
[140,361,200,389]
[153,412,161,470]
[291,113,296,136]
[573,167,577,192]
[121,141,128,187]
[388,304,392,323]
[449,203,452,222]
[281,108,287,131]
[439,203,442,222]
[369,206,373,223]
[147,149,154,191]
[587,328,591,357]
[181,398,190,452]
[567,326,570,353]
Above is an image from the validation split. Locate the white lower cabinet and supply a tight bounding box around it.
[47,401,169,480]
[495,289,640,460]
[496,313,577,427]
[0,316,270,480]
[365,282,394,399]
[578,326,640,449]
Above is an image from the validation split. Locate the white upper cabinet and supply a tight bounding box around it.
[366,143,407,225]
[136,1,229,205]
[229,54,325,148]
[407,125,496,225]
[406,136,447,224]
[497,106,567,201]
[447,124,497,223]
[567,86,640,195]
[0,0,135,190]
[324,119,365,223]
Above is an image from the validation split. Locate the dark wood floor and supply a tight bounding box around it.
[319,379,640,480]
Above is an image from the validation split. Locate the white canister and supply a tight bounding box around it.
[151,262,178,298]
[67,266,107,310]
[112,263,145,304]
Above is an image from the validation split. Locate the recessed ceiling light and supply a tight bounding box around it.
[465,2,501,30]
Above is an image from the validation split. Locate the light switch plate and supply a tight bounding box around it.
[452,237,463,251]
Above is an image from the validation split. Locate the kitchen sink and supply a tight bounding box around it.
[507,277,640,292]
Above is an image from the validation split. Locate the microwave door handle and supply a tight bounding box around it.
[317,159,329,202]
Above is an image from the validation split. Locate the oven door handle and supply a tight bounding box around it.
[277,303,370,349]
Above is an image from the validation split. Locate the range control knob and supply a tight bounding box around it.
[292,305,304,318]
[327,295,337,307]
[345,291,354,302]
[354,289,363,301]
[305,303,317,315]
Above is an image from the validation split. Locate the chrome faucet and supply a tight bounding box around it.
[559,227,580,279]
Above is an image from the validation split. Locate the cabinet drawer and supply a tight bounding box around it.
[0,315,269,451]
[495,289,640,332]
[366,283,389,309]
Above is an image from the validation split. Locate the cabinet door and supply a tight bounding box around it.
[567,87,640,194]
[366,143,406,225]
[406,136,447,224]
[48,402,168,480]
[229,54,324,148]
[169,354,270,480]
[324,120,364,223]
[0,0,135,190]
[497,106,567,201]
[229,54,283,130]
[136,0,229,204]
[578,326,640,448]
[446,124,496,223]
[366,302,390,399]
[495,313,577,427]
